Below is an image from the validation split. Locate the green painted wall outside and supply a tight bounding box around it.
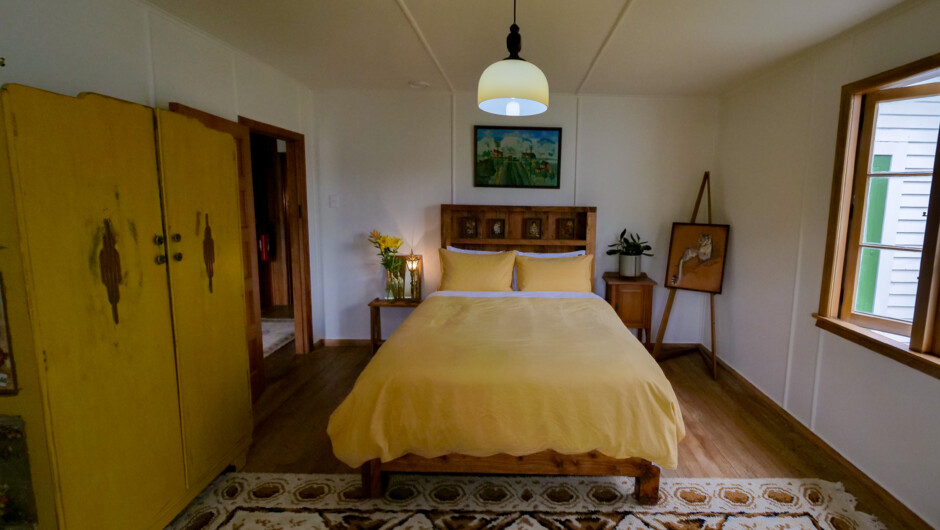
[856,176,888,313]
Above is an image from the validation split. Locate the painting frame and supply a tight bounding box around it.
[485,219,506,239]
[0,272,18,395]
[523,218,543,239]
[556,218,577,240]
[474,125,562,189]
[458,217,479,238]
[664,223,730,294]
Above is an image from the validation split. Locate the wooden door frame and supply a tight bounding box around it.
[168,103,266,400]
[239,116,314,354]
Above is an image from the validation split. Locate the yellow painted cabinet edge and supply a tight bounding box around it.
[153,109,253,489]
[0,84,63,529]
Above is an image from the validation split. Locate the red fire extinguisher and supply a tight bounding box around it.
[259,233,271,262]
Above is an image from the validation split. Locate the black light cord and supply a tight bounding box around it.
[505,0,523,60]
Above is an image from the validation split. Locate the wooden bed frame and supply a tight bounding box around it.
[360,204,661,505]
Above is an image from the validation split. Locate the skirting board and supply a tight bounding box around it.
[320,339,371,348]
[708,345,929,529]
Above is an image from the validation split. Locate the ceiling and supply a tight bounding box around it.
[145,0,907,96]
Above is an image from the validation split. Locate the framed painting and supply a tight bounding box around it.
[0,273,17,394]
[523,218,542,239]
[474,126,561,189]
[665,223,730,294]
[556,218,576,240]
[485,219,506,239]
[458,217,479,238]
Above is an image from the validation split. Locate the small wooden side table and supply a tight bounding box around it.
[368,297,422,354]
[603,272,657,350]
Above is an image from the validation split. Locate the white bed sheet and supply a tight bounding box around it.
[430,290,603,300]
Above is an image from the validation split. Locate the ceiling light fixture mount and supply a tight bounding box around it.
[477,0,548,117]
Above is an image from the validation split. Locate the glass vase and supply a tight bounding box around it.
[385,267,405,300]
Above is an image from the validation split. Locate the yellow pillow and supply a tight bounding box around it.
[439,249,516,291]
[515,254,594,292]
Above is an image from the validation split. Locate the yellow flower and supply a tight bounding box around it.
[386,237,403,250]
[368,230,402,256]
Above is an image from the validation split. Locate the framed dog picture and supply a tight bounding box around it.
[665,223,729,294]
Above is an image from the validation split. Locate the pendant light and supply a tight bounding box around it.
[477,0,549,116]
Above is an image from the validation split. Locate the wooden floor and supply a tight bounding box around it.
[244,346,928,529]
[261,304,294,319]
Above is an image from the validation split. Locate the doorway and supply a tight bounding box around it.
[239,117,314,377]
[166,104,314,401]
[251,135,295,377]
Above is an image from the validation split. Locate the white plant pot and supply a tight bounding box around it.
[619,254,641,278]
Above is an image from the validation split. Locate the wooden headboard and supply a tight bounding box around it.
[441,204,598,283]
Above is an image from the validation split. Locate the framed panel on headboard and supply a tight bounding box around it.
[441,204,598,284]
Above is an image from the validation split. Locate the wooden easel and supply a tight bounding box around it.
[651,172,718,379]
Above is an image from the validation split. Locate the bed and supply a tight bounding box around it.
[327,205,685,504]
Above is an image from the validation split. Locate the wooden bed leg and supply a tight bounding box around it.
[361,459,385,498]
[634,464,661,505]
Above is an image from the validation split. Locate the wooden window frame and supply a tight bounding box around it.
[817,52,940,380]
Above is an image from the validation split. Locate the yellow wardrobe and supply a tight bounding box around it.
[0,85,252,529]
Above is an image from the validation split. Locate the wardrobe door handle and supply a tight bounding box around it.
[173,253,183,262]
[153,235,165,245]
[171,233,182,242]
[155,255,167,265]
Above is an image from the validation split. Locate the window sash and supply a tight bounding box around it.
[840,83,939,337]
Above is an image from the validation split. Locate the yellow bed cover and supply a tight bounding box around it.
[327,292,685,468]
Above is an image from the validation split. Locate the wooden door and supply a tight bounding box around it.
[0,86,185,528]
[168,103,265,401]
[155,109,253,485]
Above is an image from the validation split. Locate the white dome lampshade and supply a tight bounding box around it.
[477,6,549,117]
[478,59,548,116]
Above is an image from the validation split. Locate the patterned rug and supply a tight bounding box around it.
[261,318,295,356]
[167,473,885,529]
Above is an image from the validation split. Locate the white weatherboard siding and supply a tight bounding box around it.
[715,1,940,526]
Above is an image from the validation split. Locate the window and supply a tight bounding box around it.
[818,53,940,378]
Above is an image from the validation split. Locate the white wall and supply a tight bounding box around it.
[714,1,940,525]
[315,89,453,339]
[0,0,327,341]
[577,96,720,342]
[315,90,720,340]
[0,0,721,345]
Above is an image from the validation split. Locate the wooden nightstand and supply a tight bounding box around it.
[603,272,657,350]
[368,298,422,354]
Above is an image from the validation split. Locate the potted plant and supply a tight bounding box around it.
[607,230,653,278]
